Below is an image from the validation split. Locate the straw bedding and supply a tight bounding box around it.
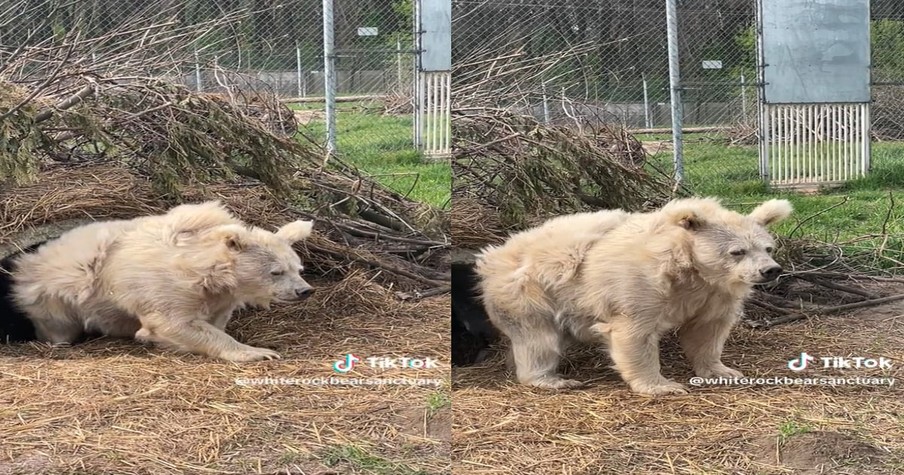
[452,301,904,474]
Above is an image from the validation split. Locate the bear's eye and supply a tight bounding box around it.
[270,270,285,276]
[729,249,746,256]
[765,246,774,253]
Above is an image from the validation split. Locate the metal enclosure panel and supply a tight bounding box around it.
[761,0,870,103]
[419,0,451,71]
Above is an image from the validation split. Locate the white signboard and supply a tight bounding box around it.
[761,0,870,103]
[702,60,723,69]
[357,27,378,36]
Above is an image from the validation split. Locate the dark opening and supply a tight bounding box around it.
[0,245,40,343]
[451,263,499,366]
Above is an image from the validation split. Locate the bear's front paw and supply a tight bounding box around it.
[220,345,281,362]
[695,364,743,379]
[628,377,688,396]
[523,376,586,390]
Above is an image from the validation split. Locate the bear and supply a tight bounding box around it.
[11,201,315,362]
[475,197,792,395]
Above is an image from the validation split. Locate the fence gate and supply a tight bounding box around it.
[415,0,451,158]
[757,0,871,188]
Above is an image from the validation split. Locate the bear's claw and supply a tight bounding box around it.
[221,345,281,362]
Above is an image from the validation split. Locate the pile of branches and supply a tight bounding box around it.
[747,196,904,328]
[453,109,672,249]
[0,166,449,295]
[0,4,448,294]
[748,249,904,328]
[452,41,675,249]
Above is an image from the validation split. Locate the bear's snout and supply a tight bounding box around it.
[759,265,782,281]
[295,286,315,300]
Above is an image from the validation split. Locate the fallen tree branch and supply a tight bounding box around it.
[316,246,448,287]
[816,293,904,314]
[758,294,904,328]
[748,298,795,315]
[335,222,448,247]
[790,273,880,299]
[787,271,904,284]
[395,286,451,301]
[33,83,97,123]
[759,313,808,328]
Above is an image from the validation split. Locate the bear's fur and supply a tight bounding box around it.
[475,198,792,395]
[11,201,315,362]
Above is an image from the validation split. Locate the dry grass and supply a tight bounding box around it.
[453,303,904,474]
[450,197,505,250]
[0,273,451,475]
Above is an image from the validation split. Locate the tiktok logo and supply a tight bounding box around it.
[333,353,361,373]
[788,352,815,371]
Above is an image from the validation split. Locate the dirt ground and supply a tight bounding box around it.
[452,302,904,474]
[0,275,451,475]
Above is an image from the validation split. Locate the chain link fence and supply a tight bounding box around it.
[452,0,904,192]
[0,0,419,157]
[452,1,669,128]
[451,0,757,129]
[871,1,904,141]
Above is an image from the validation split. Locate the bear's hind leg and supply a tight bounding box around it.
[26,298,83,345]
[508,326,583,390]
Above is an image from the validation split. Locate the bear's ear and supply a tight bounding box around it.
[675,211,704,231]
[275,220,313,243]
[749,199,793,227]
[211,225,247,251]
[660,198,718,231]
[663,204,705,230]
[223,232,245,251]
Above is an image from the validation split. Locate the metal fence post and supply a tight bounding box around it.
[542,80,550,124]
[296,40,303,99]
[322,0,337,156]
[642,72,652,128]
[413,0,422,150]
[397,37,403,89]
[194,47,202,93]
[740,73,748,121]
[665,0,684,184]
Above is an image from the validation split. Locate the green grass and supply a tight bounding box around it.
[426,390,451,416]
[778,420,813,443]
[278,451,304,465]
[295,102,450,209]
[643,137,904,270]
[322,445,429,475]
[646,138,904,245]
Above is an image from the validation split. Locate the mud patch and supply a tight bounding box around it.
[396,406,452,442]
[750,431,884,474]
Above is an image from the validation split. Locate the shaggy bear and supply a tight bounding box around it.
[475,198,792,395]
[11,201,315,362]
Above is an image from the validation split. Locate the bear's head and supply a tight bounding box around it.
[662,198,793,289]
[216,220,316,307]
